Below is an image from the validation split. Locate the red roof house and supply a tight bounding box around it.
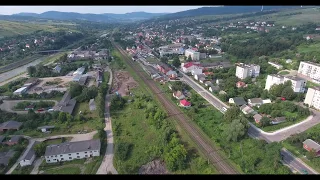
[180,99,191,107]
[157,63,172,74]
[236,81,247,88]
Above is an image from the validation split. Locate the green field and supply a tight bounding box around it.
[40,157,102,174]
[11,165,34,174]
[0,20,64,37]
[298,43,320,54]
[279,71,290,75]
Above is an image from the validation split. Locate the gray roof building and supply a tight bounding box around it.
[231,97,247,106]
[79,76,88,86]
[0,121,22,131]
[0,150,16,166]
[54,91,77,114]
[21,141,38,162]
[37,126,55,130]
[45,139,101,156]
[9,135,22,143]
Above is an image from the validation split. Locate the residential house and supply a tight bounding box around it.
[157,62,172,74]
[304,86,320,110]
[0,121,22,132]
[194,74,206,81]
[166,70,178,79]
[173,91,185,100]
[199,77,206,84]
[179,99,191,108]
[240,104,256,115]
[191,68,203,75]
[185,49,200,61]
[271,117,286,125]
[248,98,263,107]
[96,70,103,87]
[181,62,202,73]
[53,65,61,73]
[19,141,37,167]
[89,99,96,111]
[236,81,247,88]
[262,99,272,104]
[209,85,219,93]
[37,126,55,133]
[229,97,246,106]
[5,135,21,146]
[303,139,320,156]
[53,91,77,114]
[78,76,88,86]
[253,114,263,124]
[44,139,101,163]
[0,150,16,167]
[204,81,213,87]
[216,79,223,85]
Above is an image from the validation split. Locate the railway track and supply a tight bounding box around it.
[112,41,238,174]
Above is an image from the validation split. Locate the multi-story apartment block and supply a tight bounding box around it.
[304,86,320,110]
[298,61,320,81]
[44,139,100,163]
[185,49,200,61]
[235,64,260,79]
[265,74,306,93]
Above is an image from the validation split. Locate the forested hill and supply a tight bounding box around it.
[155,6,303,20]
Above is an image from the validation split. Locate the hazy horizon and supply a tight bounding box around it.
[0,6,209,15]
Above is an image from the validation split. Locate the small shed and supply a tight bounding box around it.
[89,99,96,111]
[37,126,55,133]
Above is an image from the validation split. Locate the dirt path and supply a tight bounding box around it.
[30,157,44,174]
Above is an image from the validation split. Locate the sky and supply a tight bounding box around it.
[0,6,206,15]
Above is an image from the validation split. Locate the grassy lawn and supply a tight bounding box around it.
[260,117,306,132]
[11,165,34,174]
[200,57,225,63]
[43,166,81,174]
[279,70,290,75]
[307,81,320,88]
[40,157,102,174]
[44,137,72,145]
[112,48,217,174]
[146,57,158,63]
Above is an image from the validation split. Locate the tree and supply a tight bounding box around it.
[33,142,47,157]
[69,82,83,98]
[160,56,168,64]
[269,84,284,97]
[260,117,271,127]
[58,112,67,122]
[27,66,36,76]
[281,86,295,100]
[164,136,187,171]
[184,56,187,61]
[224,117,249,142]
[172,56,181,67]
[224,107,240,123]
[271,110,282,118]
[115,142,131,161]
[187,55,192,62]
[306,149,317,160]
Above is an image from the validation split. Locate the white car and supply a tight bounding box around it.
[222,107,228,112]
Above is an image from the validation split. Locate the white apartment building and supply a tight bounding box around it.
[265,74,284,90]
[265,74,306,93]
[298,61,320,81]
[235,64,260,79]
[44,139,100,164]
[304,87,320,110]
[185,49,200,61]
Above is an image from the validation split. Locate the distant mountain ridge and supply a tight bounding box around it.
[12,11,168,23]
[156,6,303,20]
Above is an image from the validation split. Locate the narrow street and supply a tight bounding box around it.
[96,65,118,174]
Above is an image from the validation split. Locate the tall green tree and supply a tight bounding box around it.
[172,56,181,67]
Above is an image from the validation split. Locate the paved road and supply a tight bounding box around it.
[0,100,58,114]
[281,148,318,174]
[0,56,48,83]
[96,66,118,174]
[30,157,44,174]
[179,70,319,174]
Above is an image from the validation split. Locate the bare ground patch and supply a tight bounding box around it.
[111,71,138,96]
